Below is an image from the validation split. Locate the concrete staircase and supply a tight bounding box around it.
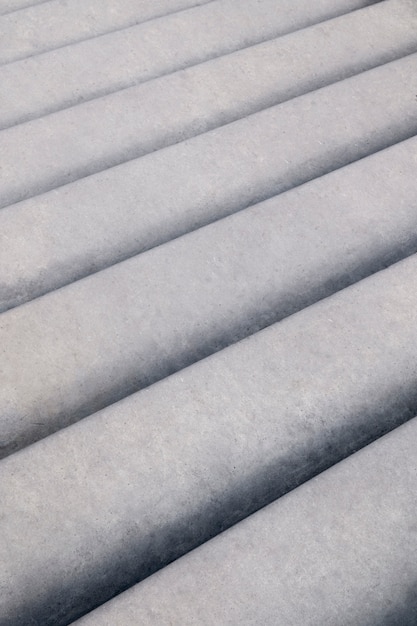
[1,0,417,623]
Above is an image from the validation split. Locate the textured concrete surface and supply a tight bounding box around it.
[2,43,417,211]
[1,140,417,457]
[1,52,417,309]
[74,416,417,626]
[2,0,417,624]
[1,0,414,129]
[1,255,417,624]
[0,0,213,64]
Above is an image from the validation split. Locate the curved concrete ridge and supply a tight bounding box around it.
[0,0,214,65]
[2,33,417,210]
[1,255,417,624]
[1,137,417,456]
[1,56,417,311]
[73,416,417,626]
[0,0,413,129]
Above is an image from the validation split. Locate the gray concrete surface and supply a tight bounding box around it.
[2,40,417,210]
[1,256,417,624]
[74,416,417,626]
[2,1,417,624]
[1,53,417,310]
[1,0,414,129]
[0,0,213,64]
[1,139,417,456]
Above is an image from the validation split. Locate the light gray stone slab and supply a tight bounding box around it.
[2,34,417,210]
[1,138,417,456]
[1,256,417,624]
[1,0,413,129]
[74,416,417,626]
[0,0,213,64]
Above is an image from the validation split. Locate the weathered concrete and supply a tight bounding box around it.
[74,416,417,626]
[1,256,417,624]
[2,1,417,624]
[2,38,417,210]
[1,139,417,456]
[0,0,213,64]
[1,54,417,312]
[0,0,381,65]
[1,0,414,129]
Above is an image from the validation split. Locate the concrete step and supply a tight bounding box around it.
[1,0,414,129]
[2,137,417,457]
[2,32,417,210]
[2,1,417,623]
[73,415,417,626]
[2,51,417,310]
[0,0,213,64]
[1,255,417,624]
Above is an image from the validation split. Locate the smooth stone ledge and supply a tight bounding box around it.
[73,416,417,626]
[1,256,417,623]
[0,0,212,64]
[1,31,417,210]
[0,0,413,129]
[2,54,417,309]
[1,139,417,455]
